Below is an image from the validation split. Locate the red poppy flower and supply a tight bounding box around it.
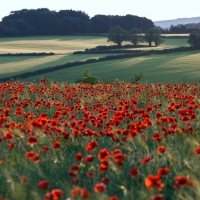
[70,164,80,171]
[28,136,38,145]
[113,149,121,155]
[129,167,139,178]
[86,170,95,178]
[145,174,164,191]
[190,113,196,119]
[157,146,166,154]
[32,153,40,163]
[75,152,83,161]
[94,183,106,193]
[101,176,110,184]
[71,177,79,185]
[99,160,110,173]
[113,153,127,167]
[41,146,50,152]
[84,155,94,163]
[173,176,194,189]
[98,148,112,161]
[150,194,165,200]
[44,192,52,200]
[158,168,170,177]
[81,189,90,199]
[86,140,99,152]
[53,142,61,150]
[156,112,162,119]
[71,187,82,196]
[153,132,163,142]
[26,151,35,160]
[141,154,151,164]
[51,189,63,200]
[182,116,190,122]
[194,147,200,155]
[8,142,15,149]
[4,132,14,140]
[71,187,90,199]
[68,164,80,177]
[38,180,50,189]
[110,196,119,200]
[21,177,27,183]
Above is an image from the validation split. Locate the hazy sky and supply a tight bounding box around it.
[0,0,200,22]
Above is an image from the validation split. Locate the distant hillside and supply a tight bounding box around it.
[184,22,200,29]
[154,17,200,29]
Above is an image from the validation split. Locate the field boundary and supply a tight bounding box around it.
[73,46,197,54]
[0,52,55,56]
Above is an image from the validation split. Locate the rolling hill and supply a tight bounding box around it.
[154,17,200,29]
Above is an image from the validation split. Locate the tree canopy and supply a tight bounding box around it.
[187,32,200,48]
[0,9,154,37]
[145,28,163,47]
[107,26,128,46]
[128,28,142,46]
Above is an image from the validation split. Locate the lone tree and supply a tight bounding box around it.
[145,28,163,47]
[107,26,128,46]
[128,28,142,46]
[187,32,200,48]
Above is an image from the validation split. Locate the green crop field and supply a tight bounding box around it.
[0,35,193,83]
[20,50,200,84]
[0,54,118,79]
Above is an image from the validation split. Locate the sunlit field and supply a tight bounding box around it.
[0,36,190,82]
[0,54,118,79]
[0,36,188,54]
[0,79,200,200]
[0,36,108,54]
[19,50,200,84]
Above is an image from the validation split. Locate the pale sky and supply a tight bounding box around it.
[0,0,200,22]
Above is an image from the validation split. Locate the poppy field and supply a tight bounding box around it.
[0,79,200,200]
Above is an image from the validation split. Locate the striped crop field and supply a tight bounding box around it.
[0,54,118,79]
[0,36,190,82]
[20,50,200,84]
[0,36,188,54]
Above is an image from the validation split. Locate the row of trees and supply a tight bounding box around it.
[0,8,154,37]
[107,26,163,46]
[161,25,200,34]
[187,31,200,48]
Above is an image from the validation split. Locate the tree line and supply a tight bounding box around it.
[161,24,200,34]
[107,26,163,47]
[0,8,154,37]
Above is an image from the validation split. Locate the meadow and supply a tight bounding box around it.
[0,80,200,200]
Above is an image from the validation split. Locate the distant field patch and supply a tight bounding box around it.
[0,36,189,54]
[0,54,118,79]
[20,51,200,84]
[0,36,109,54]
[0,35,192,83]
[161,34,189,37]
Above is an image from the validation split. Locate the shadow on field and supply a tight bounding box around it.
[0,56,35,64]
